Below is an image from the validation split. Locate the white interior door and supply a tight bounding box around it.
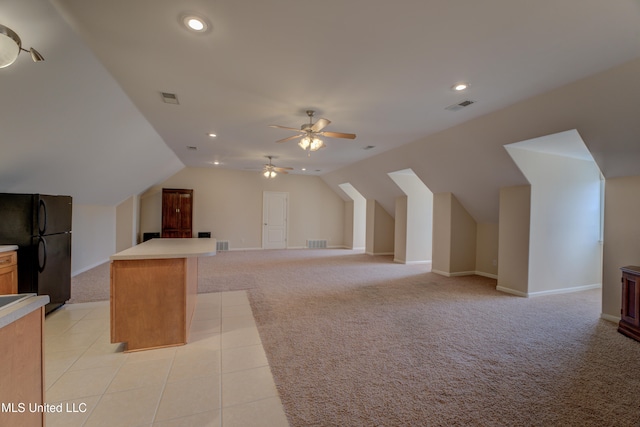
[263,192,288,249]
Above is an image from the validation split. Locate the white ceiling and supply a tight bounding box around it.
[1,0,640,205]
[47,0,640,172]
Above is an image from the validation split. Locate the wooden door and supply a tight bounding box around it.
[162,189,193,238]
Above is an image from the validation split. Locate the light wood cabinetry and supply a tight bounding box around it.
[110,257,198,352]
[161,188,193,238]
[0,307,45,427]
[0,251,18,294]
[109,238,215,352]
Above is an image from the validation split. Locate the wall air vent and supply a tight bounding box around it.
[307,239,327,249]
[445,100,476,112]
[216,240,229,251]
[161,92,180,104]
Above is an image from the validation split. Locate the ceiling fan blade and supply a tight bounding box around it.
[311,118,331,132]
[319,131,357,139]
[276,170,289,174]
[269,125,302,132]
[276,134,303,143]
[274,167,293,172]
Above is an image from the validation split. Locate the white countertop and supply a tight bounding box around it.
[110,238,217,261]
[0,245,18,253]
[0,294,49,329]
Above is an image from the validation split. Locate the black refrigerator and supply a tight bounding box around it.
[0,193,72,314]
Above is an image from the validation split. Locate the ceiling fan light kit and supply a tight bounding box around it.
[262,155,292,179]
[0,24,44,68]
[299,136,325,152]
[269,109,356,155]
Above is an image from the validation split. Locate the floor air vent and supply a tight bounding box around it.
[216,240,229,251]
[307,240,327,249]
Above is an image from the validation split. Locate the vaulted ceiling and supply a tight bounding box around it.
[1,0,639,210]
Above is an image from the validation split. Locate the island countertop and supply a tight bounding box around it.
[110,238,217,261]
[0,294,50,330]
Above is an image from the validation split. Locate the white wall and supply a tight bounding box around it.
[506,142,602,294]
[71,204,115,275]
[338,183,366,250]
[497,186,531,296]
[139,167,345,249]
[388,169,433,263]
[602,176,640,319]
[116,196,138,252]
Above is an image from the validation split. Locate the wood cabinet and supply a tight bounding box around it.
[162,188,193,238]
[619,266,640,342]
[0,251,18,294]
[0,306,45,427]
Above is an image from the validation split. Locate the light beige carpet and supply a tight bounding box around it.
[71,249,640,426]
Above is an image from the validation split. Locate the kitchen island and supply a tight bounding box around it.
[110,238,216,352]
[0,293,49,427]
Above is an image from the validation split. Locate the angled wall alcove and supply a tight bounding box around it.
[387,169,433,265]
[338,183,366,250]
[501,129,603,296]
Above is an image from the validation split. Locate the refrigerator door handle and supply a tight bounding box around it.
[38,236,47,273]
[38,198,47,235]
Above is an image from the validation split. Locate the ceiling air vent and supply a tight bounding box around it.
[445,100,475,112]
[161,92,179,105]
[363,145,376,150]
[187,146,197,151]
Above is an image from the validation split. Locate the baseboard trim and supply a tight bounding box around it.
[497,283,602,298]
[230,246,355,252]
[366,252,395,256]
[600,313,620,323]
[72,258,110,277]
[432,269,478,277]
[475,271,498,279]
[527,283,602,297]
[393,259,432,265]
[496,286,528,297]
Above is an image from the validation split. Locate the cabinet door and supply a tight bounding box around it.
[162,192,180,231]
[622,272,640,328]
[0,266,17,294]
[0,251,17,294]
[162,189,193,238]
[178,193,193,234]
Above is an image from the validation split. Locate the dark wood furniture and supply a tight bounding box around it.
[619,266,640,342]
[161,188,193,238]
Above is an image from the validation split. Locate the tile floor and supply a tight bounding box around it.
[43,291,289,427]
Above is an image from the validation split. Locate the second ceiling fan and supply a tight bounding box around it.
[269,110,356,153]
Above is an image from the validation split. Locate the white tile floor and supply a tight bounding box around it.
[43,291,289,427]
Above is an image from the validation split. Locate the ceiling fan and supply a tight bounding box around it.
[262,156,293,178]
[269,110,356,153]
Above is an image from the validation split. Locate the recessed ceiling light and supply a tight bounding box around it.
[182,15,210,33]
[207,133,217,138]
[301,168,306,171]
[452,82,469,91]
[213,161,220,165]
